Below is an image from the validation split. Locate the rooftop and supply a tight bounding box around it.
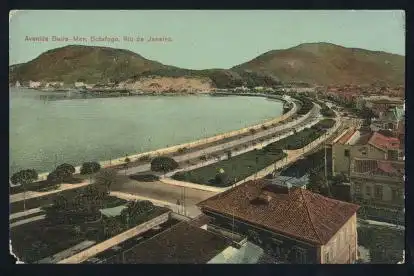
[337,129,401,151]
[197,180,360,245]
[353,159,405,177]
[368,99,403,105]
[99,205,127,217]
[368,132,401,151]
[349,131,373,146]
[336,128,356,145]
[120,221,230,263]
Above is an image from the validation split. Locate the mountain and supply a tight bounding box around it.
[9,43,405,89]
[232,42,405,86]
[9,45,282,89]
[9,45,172,84]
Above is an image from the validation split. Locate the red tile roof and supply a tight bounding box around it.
[368,132,401,151]
[336,128,356,144]
[353,159,404,176]
[197,180,359,245]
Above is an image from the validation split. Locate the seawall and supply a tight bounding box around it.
[35,95,298,181]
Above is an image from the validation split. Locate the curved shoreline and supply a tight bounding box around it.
[33,95,297,181]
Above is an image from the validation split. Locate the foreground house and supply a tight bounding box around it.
[102,220,279,264]
[197,180,360,264]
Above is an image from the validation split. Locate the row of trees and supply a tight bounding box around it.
[11,161,102,187]
[319,102,336,118]
[296,97,314,115]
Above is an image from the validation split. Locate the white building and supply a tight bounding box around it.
[74,82,85,88]
[29,81,42,88]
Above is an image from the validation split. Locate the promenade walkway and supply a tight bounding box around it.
[160,117,342,192]
[10,181,89,203]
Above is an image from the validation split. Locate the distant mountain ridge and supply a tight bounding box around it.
[9,43,405,88]
[233,42,404,86]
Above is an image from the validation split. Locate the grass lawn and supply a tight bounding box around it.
[173,119,336,187]
[173,148,286,187]
[357,223,404,263]
[281,149,325,177]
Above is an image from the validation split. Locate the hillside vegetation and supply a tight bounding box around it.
[10,43,404,89]
[232,42,404,86]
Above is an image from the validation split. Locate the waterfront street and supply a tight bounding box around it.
[120,104,321,176]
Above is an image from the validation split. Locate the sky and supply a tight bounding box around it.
[9,10,405,69]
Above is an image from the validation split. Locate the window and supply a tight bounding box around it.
[354,183,362,195]
[374,185,383,200]
[366,186,372,197]
[344,149,350,157]
[398,189,404,200]
[391,188,398,201]
[325,251,330,264]
[295,247,307,264]
[388,150,398,161]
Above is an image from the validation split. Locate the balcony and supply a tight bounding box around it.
[350,172,403,184]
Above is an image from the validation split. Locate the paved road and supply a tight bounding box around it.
[112,179,215,208]
[110,190,204,218]
[121,105,321,176]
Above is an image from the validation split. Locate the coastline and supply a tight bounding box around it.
[33,95,298,181]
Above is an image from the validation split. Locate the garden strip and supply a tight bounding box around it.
[172,119,336,187]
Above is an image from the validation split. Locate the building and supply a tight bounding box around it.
[197,180,360,264]
[371,106,404,132]
[74,81,86,88]
[364,97,404,117]
[29,81,42,88]
[349,158,404,224]
[103,220,279,264]
[267,175,308,189]
[331,129,403,176]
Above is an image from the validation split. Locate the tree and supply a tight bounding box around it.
[120,200,154,225]
[94,168,119,194]
[103,217,124,238]
[50,163,76,183]
[150,156,179,173]
[80,162,101,175]
[331,173,348,186]
[80,162,101,183]
[214,172,230,186]
[10,169,38,211]
[226,150,232,159]
[307,171,325,194]
[124,156,131,175]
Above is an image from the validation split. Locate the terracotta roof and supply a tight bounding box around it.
[368,132,401,151]
[353,159,404,176]
[336,128,356,145]
[197,180,360,245]
[120,221,230,264]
